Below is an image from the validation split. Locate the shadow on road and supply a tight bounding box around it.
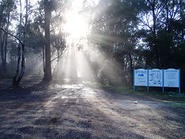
[0,81,185,138]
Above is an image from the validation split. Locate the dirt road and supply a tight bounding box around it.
[0,83,185,139]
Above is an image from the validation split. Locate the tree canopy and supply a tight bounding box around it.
[0,0,184,89]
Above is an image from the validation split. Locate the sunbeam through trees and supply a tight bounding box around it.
[0,0,185,138]
[0,0,184,88]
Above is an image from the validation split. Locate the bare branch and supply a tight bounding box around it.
[0,27,23,46]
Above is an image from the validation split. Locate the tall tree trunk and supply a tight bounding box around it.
[128,51,133,86]
[13,0,26,86]
[3,13,10,74]
[0,11,11,75]
[19,0,29,81]
[179,0,184,41]
[151,0,160,67]
[43,0,52,81]
[13,45,21,86]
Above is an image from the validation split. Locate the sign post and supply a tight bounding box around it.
[179,69,181,96]
[162,69,164,94]
[147,69,149,93]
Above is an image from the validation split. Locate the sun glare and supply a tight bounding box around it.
[64,12,89,40]
[62,0,101,41]
[54,0,122,86]
[63,0,91,41]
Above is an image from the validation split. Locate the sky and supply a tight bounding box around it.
[22,0,38,6]
[9,0,39,32]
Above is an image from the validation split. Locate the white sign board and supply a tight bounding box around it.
[164,69,180,87]
[134,69,148,86]
[149,69,163,87]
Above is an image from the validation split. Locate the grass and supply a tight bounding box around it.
[166,101,185,107]
[134,90,185,101]
[104,85,185,102]
[104,85,185,109]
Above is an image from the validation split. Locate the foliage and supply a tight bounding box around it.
[0,0,184,89]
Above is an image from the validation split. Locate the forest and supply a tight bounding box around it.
[0,0,185,88]
[0,0,185,138]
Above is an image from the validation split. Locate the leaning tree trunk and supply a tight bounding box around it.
[12,0,26,86]
[18,0,29,83]
[13,44,22,86]
[0,27,25,87]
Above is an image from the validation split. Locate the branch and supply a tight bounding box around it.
[0,27,23,46]
[50,50,63,62]
[138,17,152,31]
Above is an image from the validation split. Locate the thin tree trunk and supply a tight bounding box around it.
[0,28,25,85]
[19,0,29,82]
[151,0,160,67]
[13,0,25,86]
[43,0,52,81]
[2,12,10,74]
[13,45,21,86]
[128,51,133,86]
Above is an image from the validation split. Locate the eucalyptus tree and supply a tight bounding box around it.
[0,0,15,75]
[12,0,31,86]
[39,0,64,81]
[42,0,52,81]
[0,0,36,86]
[90,0,144,85]
[137,0,185,89]
[138,0,185,68]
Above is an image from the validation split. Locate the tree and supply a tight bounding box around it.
[138,0,185,68]
[12,0,30,86]
[0,0,15,75]
[90,0,143,85]
[138,0,185,89]
[42,0,52,81]
[41,0,64,81]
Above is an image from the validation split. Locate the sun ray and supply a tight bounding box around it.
[53,0,123,86]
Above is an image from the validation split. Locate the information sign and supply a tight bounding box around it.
[134,69,148,86]
[149,69,163,87]
[164,69,180,87]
